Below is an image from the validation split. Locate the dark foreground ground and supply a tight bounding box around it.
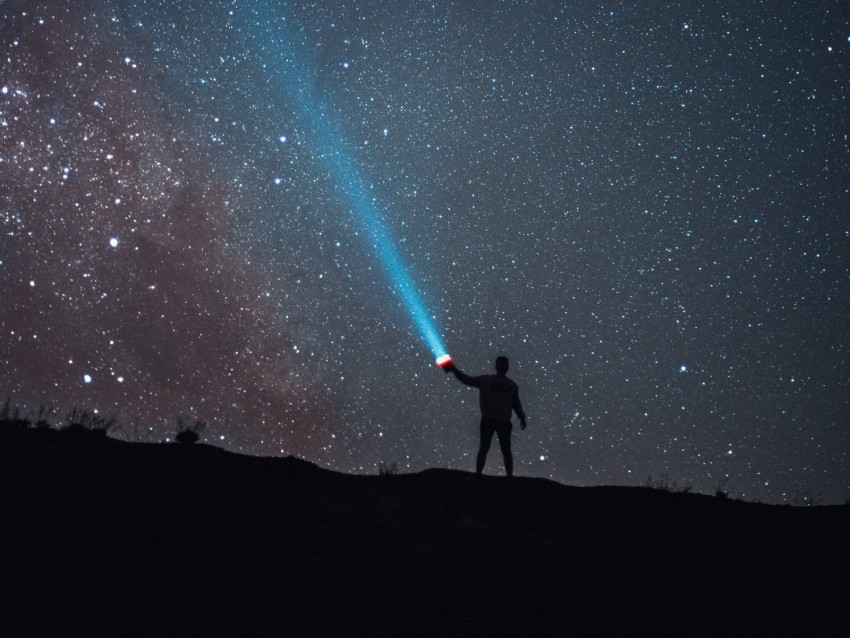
[1,424,847,636]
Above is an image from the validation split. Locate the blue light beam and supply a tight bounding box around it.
[249,6,448,363]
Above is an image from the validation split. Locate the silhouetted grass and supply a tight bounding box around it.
[1,400,60,431]
[0,398,29,428]
[30,404,57,428]
[64,407,117,435]
[645,473,692,494]
[793,492,823,507]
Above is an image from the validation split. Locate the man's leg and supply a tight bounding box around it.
[494,421,513,477]
[476,418,496,474]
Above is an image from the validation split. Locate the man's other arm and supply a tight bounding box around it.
[513,391,527,429]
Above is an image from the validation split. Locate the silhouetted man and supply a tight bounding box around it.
[444,356,527,476]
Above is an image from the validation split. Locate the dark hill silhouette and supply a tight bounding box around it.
[1,423,846,636]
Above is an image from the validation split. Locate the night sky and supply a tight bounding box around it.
[2,1,848,504]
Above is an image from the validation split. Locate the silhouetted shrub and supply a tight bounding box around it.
[378,461,399,476]
[715,477,730,499]
[175,416,206,444]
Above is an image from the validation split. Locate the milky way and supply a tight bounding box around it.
[2,1,848,503]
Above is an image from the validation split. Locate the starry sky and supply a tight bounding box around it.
[2,0,848,503]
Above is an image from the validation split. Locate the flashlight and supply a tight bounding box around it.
[436,354,453,373]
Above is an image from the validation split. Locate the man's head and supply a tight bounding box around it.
[495,356,509,376]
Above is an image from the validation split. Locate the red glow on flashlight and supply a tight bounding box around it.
[436,355,452,367]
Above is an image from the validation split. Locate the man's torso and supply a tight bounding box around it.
[475,374,518,421]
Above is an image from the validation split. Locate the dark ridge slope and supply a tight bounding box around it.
[1,425,846,636]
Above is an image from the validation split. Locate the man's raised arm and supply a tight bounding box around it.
[445,362,479,387]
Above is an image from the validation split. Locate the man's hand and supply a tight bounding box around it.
[520,418,527,430]
[443,362,456,374]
